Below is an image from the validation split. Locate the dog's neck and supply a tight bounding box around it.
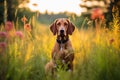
[56,35,69,44]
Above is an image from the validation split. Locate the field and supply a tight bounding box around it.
[0,12,120,80]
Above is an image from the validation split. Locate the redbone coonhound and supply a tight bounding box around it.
[45,18,75,75]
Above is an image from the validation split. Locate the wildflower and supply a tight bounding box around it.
[0,42,6,48]
[91,8,104,20]
[24,24,31,32]
[99,14,104,20]
[21,15,27,24]
[0,32,7,38]
[5,21,14,31]
[5,30,16,39]
[110,38,114,44]
[15,31,24,39]
[0,42,7,53]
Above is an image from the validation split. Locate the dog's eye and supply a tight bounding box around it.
[64,23,68,26]
[57,22,61,26]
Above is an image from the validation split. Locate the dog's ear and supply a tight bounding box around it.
[50,19,58,35]
[67,19,75,35]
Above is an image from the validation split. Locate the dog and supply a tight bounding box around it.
[45,18,75,76]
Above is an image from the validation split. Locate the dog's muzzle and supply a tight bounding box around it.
[60,30,64,34]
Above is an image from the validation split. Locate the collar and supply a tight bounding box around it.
[56,38,69,44]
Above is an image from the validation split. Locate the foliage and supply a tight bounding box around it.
[0,0,4,24]
[0,0,120,79]
[0,8,120,80]
[37,12,68,25]
[0,0,29,24]
[37,12,90,28]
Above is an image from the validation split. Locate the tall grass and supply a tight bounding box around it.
[0,8,120,80]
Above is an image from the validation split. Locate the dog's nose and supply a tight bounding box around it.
[60,30,64,33]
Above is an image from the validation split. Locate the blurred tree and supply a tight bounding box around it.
[6,0,29,21]
[37,12,68,25]
[0,0,30,24]
[0,0,4,24]
[80,0,110,14]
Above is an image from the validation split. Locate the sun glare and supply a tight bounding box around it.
[27,0,82,16]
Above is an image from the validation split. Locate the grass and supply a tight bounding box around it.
[0,11,120,80]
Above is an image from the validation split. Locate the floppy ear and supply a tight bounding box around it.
[67,19,75,35]
[50,19,58,35]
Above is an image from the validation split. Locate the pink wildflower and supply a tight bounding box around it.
[99,14,104,20]
[5,21,14,31]
[15,31,24,39]
[91,8,104,20]
[0,42,7,53]
[0,32,7,38]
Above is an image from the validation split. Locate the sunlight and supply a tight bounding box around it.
[27,0,82,16]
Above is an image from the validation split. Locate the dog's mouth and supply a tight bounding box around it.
[60,33,64,37]
[59,30,66,36]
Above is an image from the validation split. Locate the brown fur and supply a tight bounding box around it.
[45,61,56,75]
[45,18,75,75]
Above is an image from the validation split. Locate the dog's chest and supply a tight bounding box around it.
[54,44,67,60]
[59,44,67,51]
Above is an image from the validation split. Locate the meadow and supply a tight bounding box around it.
[0,9,120,80]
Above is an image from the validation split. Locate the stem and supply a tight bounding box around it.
[81,17,87,30]
[4,0,7,23]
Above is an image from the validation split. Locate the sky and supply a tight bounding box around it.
[26,0,83,16]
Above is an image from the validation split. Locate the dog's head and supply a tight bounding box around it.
[50,18,75,36]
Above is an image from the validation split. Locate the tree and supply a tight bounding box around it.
[6,0,29,21]
[0,0,30,24]
[0,0,4,24]
[80,0,111,14]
